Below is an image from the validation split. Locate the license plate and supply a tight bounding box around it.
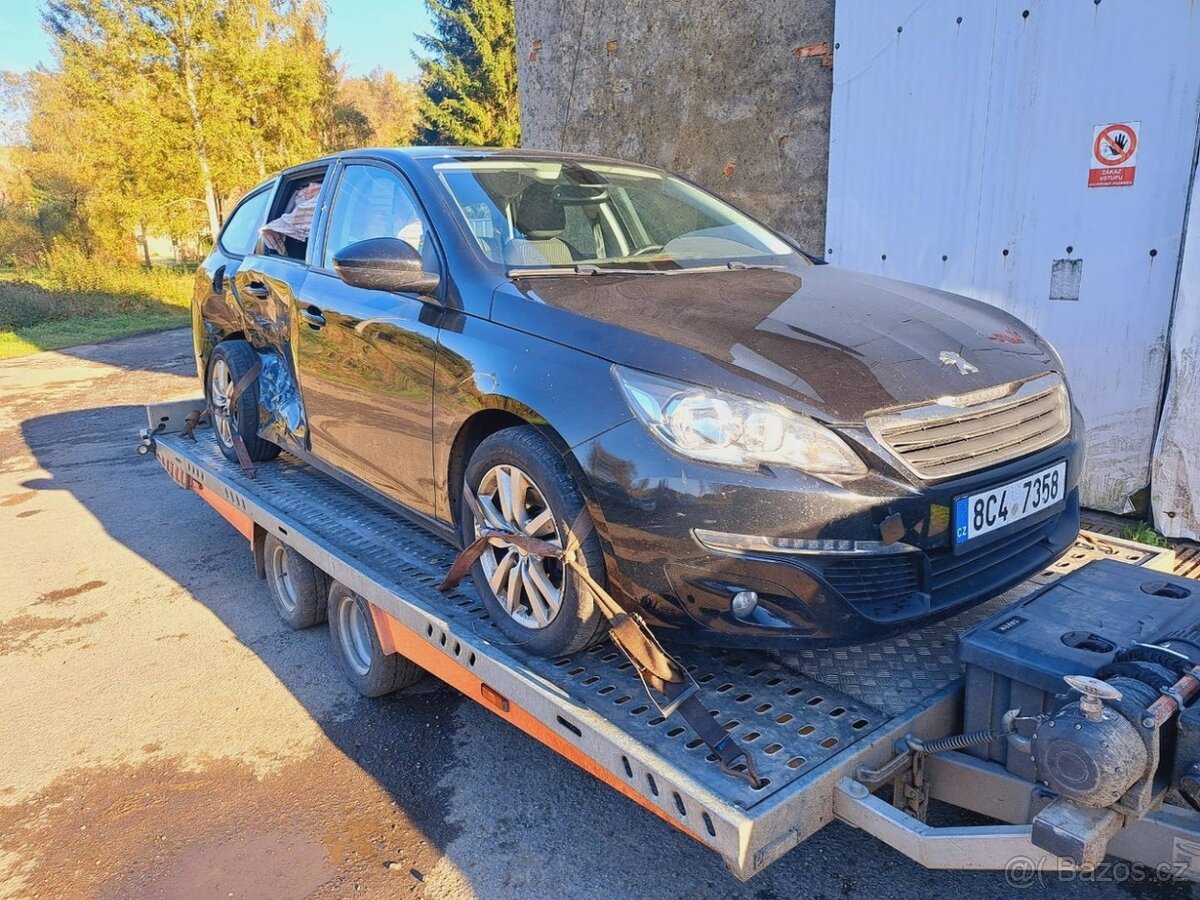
[953,461,1067,546]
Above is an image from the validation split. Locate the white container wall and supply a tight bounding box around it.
[825,0,1200,515]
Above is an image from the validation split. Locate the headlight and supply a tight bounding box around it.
[613,367,866,476]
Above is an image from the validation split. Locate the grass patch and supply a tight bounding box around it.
[1121,520,1173,548]
[0,311,188,358]
[0,264,192,360]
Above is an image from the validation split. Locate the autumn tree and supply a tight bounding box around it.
[5,1,417,263]
[42,0,338,240]
[416,0,520,146]
[329,67,421,150]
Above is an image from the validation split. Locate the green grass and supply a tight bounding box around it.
[1121,520,1173,548]
[0,265,193,360]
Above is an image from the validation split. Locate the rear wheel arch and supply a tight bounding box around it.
[199,329,247,379]
[205,338,280,463]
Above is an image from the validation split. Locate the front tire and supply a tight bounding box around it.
[460,426,609,657]
[206,340,280,463]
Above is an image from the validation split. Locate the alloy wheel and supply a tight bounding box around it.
[209,358,236,448]
[472,464,564,629]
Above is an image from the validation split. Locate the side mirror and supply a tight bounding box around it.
[332,237,440,297]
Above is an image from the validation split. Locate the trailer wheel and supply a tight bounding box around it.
[327,580,424,697]
[264,535,328,629]
[206,340,281,464]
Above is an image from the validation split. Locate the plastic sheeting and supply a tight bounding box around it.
[262,182,320,254]
[823,1,1200,514]
[1152,150,1200,540]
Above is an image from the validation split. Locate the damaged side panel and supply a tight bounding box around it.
[257,350,307,449]
[230,258,315,456]
[192,169,336,459]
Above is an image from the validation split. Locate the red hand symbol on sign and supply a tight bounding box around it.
[1093,124,1137,167]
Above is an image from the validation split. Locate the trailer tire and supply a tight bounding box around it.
[460,425,609,657]
[206,340,281,464]
[264,535,328,629]
[327,580,424,697]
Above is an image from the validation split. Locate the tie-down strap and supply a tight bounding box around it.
[185,355,262,474]
[439,499,763,789]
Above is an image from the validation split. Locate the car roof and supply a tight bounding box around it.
[270,146,669,173]
[350,146,651,163]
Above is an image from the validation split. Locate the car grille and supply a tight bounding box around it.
[821,505,1068,622]
[866,373,1070,480]
[927,514,1058,603]
[823,554,921,620]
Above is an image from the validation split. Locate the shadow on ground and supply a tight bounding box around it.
[11,400,464,895]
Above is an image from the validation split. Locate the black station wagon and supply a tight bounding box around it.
[193,147,1082,657]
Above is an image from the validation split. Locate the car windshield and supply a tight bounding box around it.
[433,159,805,272]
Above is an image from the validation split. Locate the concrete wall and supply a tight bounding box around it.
[515,0,835,256]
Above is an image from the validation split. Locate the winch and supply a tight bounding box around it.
[1031,674,1152,807]
[957,558,1200,863]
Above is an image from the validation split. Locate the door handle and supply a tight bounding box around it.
[299,306,326,329]
[242,281,269,299]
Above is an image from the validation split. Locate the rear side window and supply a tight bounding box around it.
[218,189,271,256]
[262,170,328,262]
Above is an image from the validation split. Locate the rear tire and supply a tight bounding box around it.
[327,580,424,697]
[460,426,609,657]
[263,535,328,630]
[206,340,280,463]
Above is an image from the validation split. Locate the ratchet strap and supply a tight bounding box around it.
[180,407,208,440]
[440,497,763,789]
[187,357,262,472]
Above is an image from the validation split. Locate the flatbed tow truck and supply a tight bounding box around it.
[143,400,1200,882]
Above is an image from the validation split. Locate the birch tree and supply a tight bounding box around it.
[42,0,336,239]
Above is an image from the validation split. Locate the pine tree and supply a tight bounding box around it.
[415,0,520,147]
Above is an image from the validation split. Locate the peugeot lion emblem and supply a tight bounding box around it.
[938,350,979,375]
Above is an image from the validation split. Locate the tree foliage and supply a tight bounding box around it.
[416,0,520,147]
[0,0,422,266]
[329,67,421,150]
[42,0,337,241]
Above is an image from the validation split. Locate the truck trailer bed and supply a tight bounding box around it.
[146,403,1173,878]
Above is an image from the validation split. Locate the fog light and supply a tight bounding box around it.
[731,590,759,619]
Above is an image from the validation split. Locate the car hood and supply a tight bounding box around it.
[492,265,1060,423]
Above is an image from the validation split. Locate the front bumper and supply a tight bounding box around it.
[574,414,1084,649]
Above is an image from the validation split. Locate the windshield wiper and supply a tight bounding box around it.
[507,262,784,278]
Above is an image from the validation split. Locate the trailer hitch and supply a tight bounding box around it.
[855,710,1029,821]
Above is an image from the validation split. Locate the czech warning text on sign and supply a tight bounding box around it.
[1088,121,1139,188]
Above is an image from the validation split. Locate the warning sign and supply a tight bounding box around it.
[1088,121,1139,188]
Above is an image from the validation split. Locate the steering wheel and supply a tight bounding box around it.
[630,244,665,257]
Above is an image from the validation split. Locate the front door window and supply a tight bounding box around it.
[323,165,434,274]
